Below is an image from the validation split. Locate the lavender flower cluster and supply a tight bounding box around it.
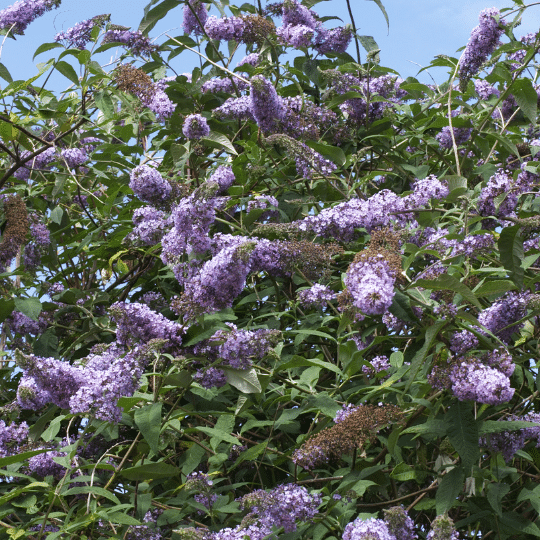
[0,420,29,457]
[299,176,448,241]
[459,8,506,85]
[481,412,540,461]
[193,324,279,388]
[54,15,106,49]
[183,0,208,36]
[110,301,184,350]
[297,283,336,307]
[16,344,152,423]
[183,114,210,140]
[343,509,418,540]
[0,0,59,35]
[344,256,396,316]
[102,29,158,56]
[129,164,172,205]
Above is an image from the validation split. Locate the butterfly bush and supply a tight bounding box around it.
[3,0,540,537]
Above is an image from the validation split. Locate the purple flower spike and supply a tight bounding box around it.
[183,0,208,35]
[250,75,285,133]
[459,8,506,85]
[129,164,172,205]
[183,114,210,140]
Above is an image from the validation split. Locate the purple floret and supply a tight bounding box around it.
[450,361,514,405]
[277,24,314,48]
[297,283,336,307]
[208,165,235,192]
[183,0,208,36]
[54,15,105,49]
[0,0,59,35]
[183,114,210,140]
[102,29,157,56]
[61,148,88,168]
[204,15,245,41]
[129,164,172,205]
[250,75,285,133]
[110,302,184,349]
[343,517,395,540]
[344,256,396,316]
[459,8,506,83]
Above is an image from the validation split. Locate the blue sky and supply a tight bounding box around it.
[1,0,539,88]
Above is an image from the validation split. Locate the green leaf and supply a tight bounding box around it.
[42,415,66,442]
[305,141,346,167]
[33,42,63,60]
[498,225,524,288]
[402,419,446,437]
[139,0,181,35]
[196,426,240,446]
[474,279,518,297]
[63,486,121,505]
[479,420,539,435]
[0,482,49,507]
[105,512,142,526]
[134,402,162,456]
[14,298,42,321]
[94,90,115,119]
[358,36,380,62]
[121,462,179,480]
[415,274,481,308]
[442,175,468,191]
[390,462,417,482]
[54,61,79,85]
[221,367,262,393]
[436,467,464,514]
[513,78,537,125]
[202,132,237,155]
[487,482,510,516]
[484,132,519,159]
[279,355,342,375]
[389,290,416,323]
[405,321,446,391]
[33,328,59,358]
[366,0,389,31]
[0,450,50,468]
[0,63,12,83]
[288,329,337,343]
[50,206,63,224]
[0,298,15,323]
[444,401,479,471]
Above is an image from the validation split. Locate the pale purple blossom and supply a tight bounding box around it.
[54,15,104,49]
[208,165,235,192]
[450,361,514,405]
[129,164,172,205]
[459,8,506,83]
[110,302,184,349]
[0,0,59,35]
[183,0,208,35]
[277,24,314,48]
[475,79,500,99]
[204,15,245,41]
[298,283,336,307]
[236,53,260,69]
[342,517,396,540]
[362,355,391,378]
[183,114,210,139]
[344,256,396,316]
[333,403,360,423]
[250,75,285,133]
[102,29,157,56]
[61,148,88,168]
